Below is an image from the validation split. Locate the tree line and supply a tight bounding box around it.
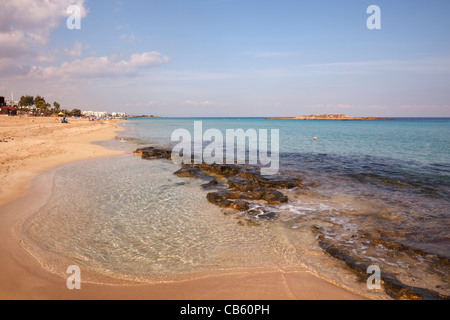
[17,95,81,117]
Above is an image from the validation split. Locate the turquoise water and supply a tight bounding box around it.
[125,117,450,165]
[22,117,450,299]
[121,117,450,297]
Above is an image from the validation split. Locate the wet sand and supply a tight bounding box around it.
[0,116,364,300]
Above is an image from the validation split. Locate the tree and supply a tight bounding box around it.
[19,95,34,108]
[53,102,60,112]
[36,101,45,108]
[35,100,45,114]
[71,109,82,117]
[34,96,45,105]
[43,103,51,115]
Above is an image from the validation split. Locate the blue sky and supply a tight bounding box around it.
[1,0,449,116]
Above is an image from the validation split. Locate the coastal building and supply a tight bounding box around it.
[0,106,18,116]
[112,112,127,118]
[82,110,108,118]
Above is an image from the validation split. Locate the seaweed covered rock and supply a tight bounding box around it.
[134,147,172,160]
[134,146,305,214]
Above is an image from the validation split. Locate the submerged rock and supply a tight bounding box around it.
[134,146,306,215]
[316,232,450,300]
[206,191,250,211]
[173,166,204,178]
[250,189,288,204]
[229,200,251,211]
[206,192,233,208]
[134,147,172,160]
[257,212,278,220]
[201,179,219,189]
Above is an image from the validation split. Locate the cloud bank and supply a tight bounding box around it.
[29,51,170,80]
[0,0,88,55]
[0,0,169,81]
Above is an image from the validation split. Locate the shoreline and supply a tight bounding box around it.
[0,116,364,300]
[1,169,364,299]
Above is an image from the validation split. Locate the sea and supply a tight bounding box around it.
[21,117,450,299]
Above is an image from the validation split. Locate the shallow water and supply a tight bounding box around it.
[23,154,303,280]
[21,117,450,299]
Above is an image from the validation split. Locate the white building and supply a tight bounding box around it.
[112,112,127,117]
[82,111,108,118]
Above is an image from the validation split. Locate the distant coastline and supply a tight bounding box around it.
[266,114,394,121]
[129,115,161,119]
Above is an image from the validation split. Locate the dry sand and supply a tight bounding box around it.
[0,115,364,300]
[0,116,124,206]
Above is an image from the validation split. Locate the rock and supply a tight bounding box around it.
[174,165,218,185]
[218,190,252,200]
[227,176,258,192]
[257,212,278,220]
[134,147,172,160]
[229,200,250,211]
[251,189,288,204]
[316,232,449,300]
[205,188,286,211]
[134,146,309,215]
[206,192,233,208]
[199,163,241,177]
[266,114,394,121]
[201,179,219,189]
[174,166,202,178]
[206,191,250,211]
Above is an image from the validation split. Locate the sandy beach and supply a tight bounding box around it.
[0,115,364,300]
[0,116,125,207]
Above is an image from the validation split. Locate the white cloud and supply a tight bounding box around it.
[34,49,60,64]
[0,0,88,57]
[0,57,31,76]
[29,51,170,80]
[183,100,214,106]
[64,41,88,58]
[0,1,170,82]
[0,30,29,57]
[0,0,89,79]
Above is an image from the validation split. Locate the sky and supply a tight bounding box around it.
[1,0,449,117]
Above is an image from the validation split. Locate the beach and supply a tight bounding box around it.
[2,0,449,304]
[0,116,125,207]
[0,116,364,300]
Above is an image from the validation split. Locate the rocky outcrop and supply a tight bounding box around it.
[173,163,303,213]
[315,231,450,300]
[266,114,394,120]
[133,146,172,160]
[134,145,448,300]
[134,146,306,215]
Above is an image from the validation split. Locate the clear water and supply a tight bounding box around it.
[23,156,294,275]
[124,117,450,165]
[22,117,450,298]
